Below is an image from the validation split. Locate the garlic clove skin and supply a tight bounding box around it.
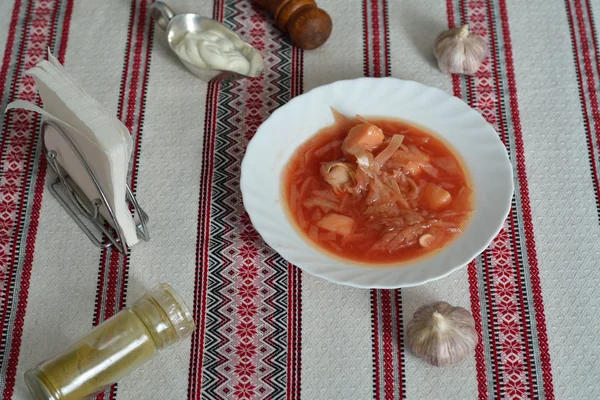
[406,301,478,367]
[434,24,488,75]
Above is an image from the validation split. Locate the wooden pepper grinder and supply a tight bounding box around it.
[251,0,332,50]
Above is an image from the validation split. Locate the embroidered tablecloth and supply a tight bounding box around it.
[0,0,597,398]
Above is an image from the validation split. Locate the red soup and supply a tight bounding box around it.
[283,112,474,264]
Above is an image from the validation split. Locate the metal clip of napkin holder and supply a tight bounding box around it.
[41,120,149,254]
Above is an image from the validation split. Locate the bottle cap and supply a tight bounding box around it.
[146,283,196,343]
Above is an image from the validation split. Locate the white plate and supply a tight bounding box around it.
[241,78,513,289]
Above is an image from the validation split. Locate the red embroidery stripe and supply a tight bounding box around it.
[190,1,296,397]
[458,0,539,398]
[0,0,28,161]
[289,42,296,106]
[451,75,461,98]
[97,0,145,326]
[0,0,64,355]
[233,76,266,399]
[467,261,489,400]
[2,0,75,397]
[370,0,381,77]
[575,0,600,158]
[382,0,390,76]
[56,0,73,68]
[458,1,476,111]
[497,0,555,396]
[189,78,220,399]
[103,249,120,321]
[483,1,536,396]
[393,290,404,400]
[294,46,304,399]
[286,263,296,400]
[187,1,223,392]
[446,2,486,395]
[566,1,600,218]
[93,247,109,326]
[445,5,486,397]
[116,0,137,122]
[293,266,302,399]
[118,257,128,310]
[445,0,462,98]
[0,0,22,98]
[0,0,23,107]
[0,0,34,345]
[187,2,225,395]
[110,2,154,398]
[85,2,153,398]
[286,44,303,400]
[482,250,501,397]
[585,0,600,82]
[574,0,600,211]
[371,291,381,400]
[362,0,370,77]
[124,0,149,132]
[92,0,138,329]
[508,212,536,399]
[380,291,394,399]
[116,4,154,313]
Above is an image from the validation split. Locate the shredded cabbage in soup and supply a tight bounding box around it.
[283,109,473,265]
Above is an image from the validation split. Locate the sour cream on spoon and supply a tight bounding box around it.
[174,30,251,75]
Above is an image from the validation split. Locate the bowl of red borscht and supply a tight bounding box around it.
[241,78,513,288]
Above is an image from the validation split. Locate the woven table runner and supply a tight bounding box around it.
[0,0,597,399]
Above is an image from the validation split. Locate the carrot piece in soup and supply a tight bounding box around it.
[422,183,452,210]
[317,213,355,236]
[342,124,384,153]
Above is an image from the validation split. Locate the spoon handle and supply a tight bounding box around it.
[151,1,175,31]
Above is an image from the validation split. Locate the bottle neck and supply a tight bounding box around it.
[131,284,195,350]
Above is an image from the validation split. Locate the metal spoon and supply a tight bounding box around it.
[150,1,264,81]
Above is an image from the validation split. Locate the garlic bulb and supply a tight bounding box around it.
[433,24,487,75]
[406,301,477,367]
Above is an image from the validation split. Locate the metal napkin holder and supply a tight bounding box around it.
[42,120,149,253]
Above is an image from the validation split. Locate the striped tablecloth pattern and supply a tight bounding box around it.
[0,0,597,399]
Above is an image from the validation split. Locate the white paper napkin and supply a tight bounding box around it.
[6,51,140,247]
